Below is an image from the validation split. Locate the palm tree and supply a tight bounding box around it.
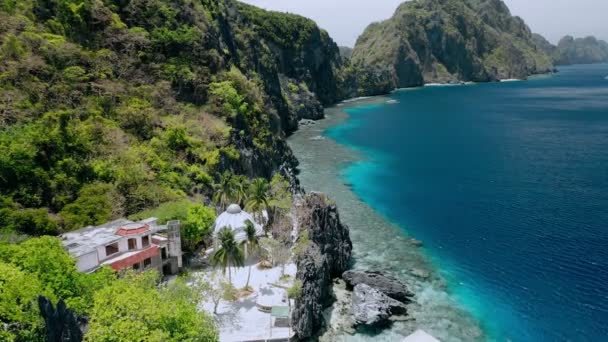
[211,227,245,283]
[246,178,270,224]
[240,220,260,289]
[232,175,250,207]
[213,172,236,211]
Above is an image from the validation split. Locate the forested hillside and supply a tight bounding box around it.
[0,0,354,238]
[0,0,361,340]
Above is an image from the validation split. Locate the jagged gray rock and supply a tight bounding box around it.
[38,296,83,342]
[343,270,413,303]
[352,284,393,326]
[292,193,353,339]
[301,193,353,277]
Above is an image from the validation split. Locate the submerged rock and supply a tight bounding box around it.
[343,270,413,303]
[409,238,424,247]
[410,268,431,280]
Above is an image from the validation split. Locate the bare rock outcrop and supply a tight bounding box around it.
[352,283,408,327]
[343,270,413,303]
[291,193,353,340]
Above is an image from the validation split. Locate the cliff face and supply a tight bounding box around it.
[532,34,608,66]
[532,33,557,57]
[551,36,608,66]
[230,3,347,133]
[292,193,353,339]
[351,0,554,87]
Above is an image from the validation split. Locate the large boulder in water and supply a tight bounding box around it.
[343,270,413,303]
[352,283,407,326]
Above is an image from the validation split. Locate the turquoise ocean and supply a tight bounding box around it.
[289,64,608,341]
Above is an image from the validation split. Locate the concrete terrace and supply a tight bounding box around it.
[197,262,297,342]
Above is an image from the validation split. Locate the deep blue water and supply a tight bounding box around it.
[327,65,608,341]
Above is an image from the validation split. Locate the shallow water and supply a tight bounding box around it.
[288,100,484,342]
[288,64,608,341]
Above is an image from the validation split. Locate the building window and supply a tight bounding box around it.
[143,258,152,269]
[133,262,140,271]
[128,238,137,250]
[142,235,150,248]
[105,243,119,256]
[161,248,167,260]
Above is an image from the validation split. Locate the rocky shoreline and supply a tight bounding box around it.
[291,192,352,339]
[290,191,419,340]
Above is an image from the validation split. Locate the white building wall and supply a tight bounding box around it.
[97,245,107,261]
[77,251,99,272]
[118,238,128,252]
[97,239,123,262]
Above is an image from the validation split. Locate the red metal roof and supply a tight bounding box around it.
[115,223,150,236]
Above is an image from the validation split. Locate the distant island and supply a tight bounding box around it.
[350,0,554,88]
[533,34,608,66]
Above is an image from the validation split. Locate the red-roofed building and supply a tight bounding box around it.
[60,218,183,276]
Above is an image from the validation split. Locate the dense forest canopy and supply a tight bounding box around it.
[0,0,349,238]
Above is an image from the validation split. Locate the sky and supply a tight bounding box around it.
[240,0,608,47]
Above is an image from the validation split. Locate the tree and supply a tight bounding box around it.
[269,174,292,211]
[210,227,244,283]
[266,174,292,230]
[7,208,59,236]
[86,271,218,342]
[0,262,44,341]
[212,172,236,210]
[260,237,291,275]
[232,175,250,207]
[240,220,260,289]
[59,182,115,231]
[193,270,234,315]
[246,178,269,225]
[0,237,82,307]
[0,237,116,315]
[182,204,215,252]
[131,201,216,253]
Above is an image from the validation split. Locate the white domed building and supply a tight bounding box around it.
[213,204,264,243]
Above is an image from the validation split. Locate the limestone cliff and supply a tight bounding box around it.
[292,193,353,339]
[535,35,608,66]
[351,0,554,87]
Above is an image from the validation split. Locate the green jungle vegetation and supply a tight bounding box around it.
[0,0,319,340]
[0,0,317,238]
[0,236,218,341]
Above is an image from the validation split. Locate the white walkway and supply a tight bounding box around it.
[198,263,297,342]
